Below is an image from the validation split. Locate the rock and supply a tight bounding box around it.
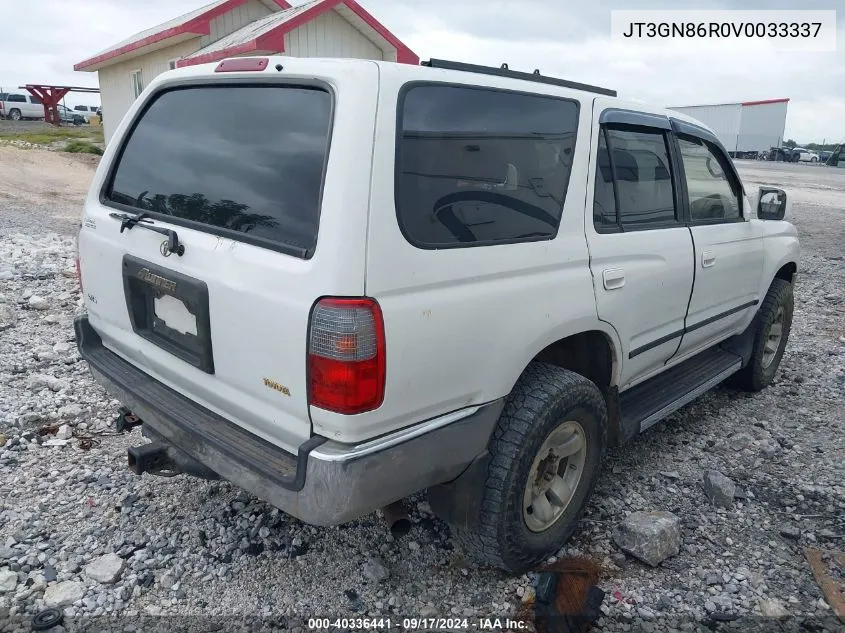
[728,432,754,451]
[28,295,50,310]
[362,557,390,583]
[702,470,736,508]
[58,404,83,418]
[0,570,18,592]
[85,553,124,584]
[759,598,789,618]
[659,470,681,480]
[780,525,801,539]
[612,511,682,567]
[55,424,73,440]
[0,434,5,448]
[43,580,84,607]
[0,304,16,331]
[521,586,536,605]
[29,374,66,393]
[42,439,70,447]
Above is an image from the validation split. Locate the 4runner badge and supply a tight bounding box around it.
[263,378,291,397]
[137,268,177,293]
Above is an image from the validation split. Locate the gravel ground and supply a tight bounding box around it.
[0,152,843,633]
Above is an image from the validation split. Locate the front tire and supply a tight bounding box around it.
[730,278,794,392]
[454,363,607,573]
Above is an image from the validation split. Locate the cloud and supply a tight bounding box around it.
[0,0,842,142]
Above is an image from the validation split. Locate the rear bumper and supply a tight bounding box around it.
[74,315,502,525]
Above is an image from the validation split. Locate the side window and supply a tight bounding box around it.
[677,135,741,222]
[29,96,43,105]
[593,128,618,229]
[130,70,144,100]
[396,84,579,248]
[605,126,677,229]
[9,94,26,103]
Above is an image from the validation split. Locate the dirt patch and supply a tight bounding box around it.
[735,161,845,261]
[0,146,98,237]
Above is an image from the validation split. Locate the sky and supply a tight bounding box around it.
[0,0,841,143]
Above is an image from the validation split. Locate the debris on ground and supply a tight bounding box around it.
[611,511,682,567]
[702,469,736,508]
[805,547,845,622]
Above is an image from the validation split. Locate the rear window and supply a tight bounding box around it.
[106,85,332,258]
[396,84,579,248]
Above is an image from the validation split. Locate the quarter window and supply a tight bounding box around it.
[677,135,741,222]
[396,84,579,248]
[605,127,676,229]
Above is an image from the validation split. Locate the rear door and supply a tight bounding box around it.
[586,101,695,389]
[78,64,379,453]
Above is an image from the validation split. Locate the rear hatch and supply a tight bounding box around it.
[78,60,378,453]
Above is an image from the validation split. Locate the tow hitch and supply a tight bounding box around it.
[127,441,178,477]
[123,415,220,481]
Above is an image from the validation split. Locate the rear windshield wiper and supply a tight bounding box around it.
[109,211,186,257]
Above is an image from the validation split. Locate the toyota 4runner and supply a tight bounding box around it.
[74,57,799,573]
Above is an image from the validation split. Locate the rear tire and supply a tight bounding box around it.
[729,278,794,392]
[454,363,607,573]
[9,109,21,121]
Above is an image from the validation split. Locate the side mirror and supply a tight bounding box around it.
[757,187,788,220]
[706,156,724,179]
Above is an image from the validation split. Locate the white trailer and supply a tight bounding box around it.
[670,98,789,158]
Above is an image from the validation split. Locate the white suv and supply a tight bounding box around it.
[74,56,799,572]
[0,92,45,121]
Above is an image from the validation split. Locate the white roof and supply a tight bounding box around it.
[86,0,231,62]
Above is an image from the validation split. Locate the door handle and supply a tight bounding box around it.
[702,251,716,268]
[602,268,625,290]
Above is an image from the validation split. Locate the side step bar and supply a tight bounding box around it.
[620,347,742,437]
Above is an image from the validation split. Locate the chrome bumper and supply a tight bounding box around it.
[75,315,502,525]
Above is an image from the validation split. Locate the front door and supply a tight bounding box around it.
[671,127,764,359]
[586,102,695,389]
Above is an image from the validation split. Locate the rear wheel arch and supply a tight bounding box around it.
[774,261,797,284]
[530,330,618,393]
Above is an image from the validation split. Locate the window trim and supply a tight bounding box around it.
[593,122,683,233]
[394,80,581,250]
[99,81,337,260]
[130,69,144,99]
[592,126,621,234]
[673,131,745,226]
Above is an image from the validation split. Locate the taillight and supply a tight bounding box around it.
[76,257,82,293]
[308,298,386,415]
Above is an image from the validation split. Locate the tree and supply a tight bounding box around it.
[783,139,797,148]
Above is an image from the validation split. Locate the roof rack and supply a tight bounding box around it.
[421,59,617,98]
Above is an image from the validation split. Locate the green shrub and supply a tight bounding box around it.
[63,140,104,155]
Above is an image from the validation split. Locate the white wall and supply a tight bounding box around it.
[671,104,742,153]
[98,39,200,144]
[284,9,383,60]
[737,102,788,153]
[201,0,273,47]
